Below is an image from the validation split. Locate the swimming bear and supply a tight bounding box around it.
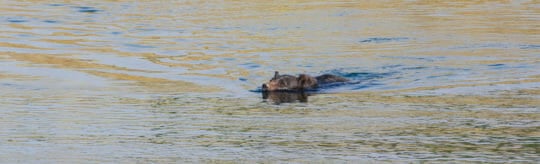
[261,71,349,92]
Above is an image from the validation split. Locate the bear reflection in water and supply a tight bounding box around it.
[262,91,309,104]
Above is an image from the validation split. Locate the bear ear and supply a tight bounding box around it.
[273,71,279,79]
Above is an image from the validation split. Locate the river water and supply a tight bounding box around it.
[1,0,539,163]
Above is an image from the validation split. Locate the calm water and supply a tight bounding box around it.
[1,0,539,163]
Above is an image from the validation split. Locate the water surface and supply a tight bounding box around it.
[1,0,539,163]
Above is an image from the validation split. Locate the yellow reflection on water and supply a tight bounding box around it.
[4,52,139,72]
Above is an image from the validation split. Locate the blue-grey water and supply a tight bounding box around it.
[1,1,539,163]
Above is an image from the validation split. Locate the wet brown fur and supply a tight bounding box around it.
[262,71,349,91]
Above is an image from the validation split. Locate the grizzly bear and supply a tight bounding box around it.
[261,71,349,92]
